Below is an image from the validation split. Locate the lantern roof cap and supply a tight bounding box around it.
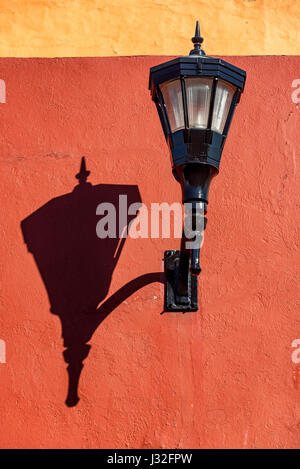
[149,55,246,91]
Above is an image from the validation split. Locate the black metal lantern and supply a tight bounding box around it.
[149,22,246,312]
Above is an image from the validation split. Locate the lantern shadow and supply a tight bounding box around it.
[21,159,163,407]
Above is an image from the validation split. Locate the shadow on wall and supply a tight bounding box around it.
[21,158,163,407]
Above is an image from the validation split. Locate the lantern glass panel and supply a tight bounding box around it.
[185,77,213,129]
[212,79,236,134]
[160,79,185,133]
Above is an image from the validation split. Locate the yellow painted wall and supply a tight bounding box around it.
[0,0,299,57]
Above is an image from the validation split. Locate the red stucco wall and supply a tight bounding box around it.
[0,56,299,449]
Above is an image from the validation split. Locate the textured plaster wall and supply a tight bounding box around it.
[0,56,299,449]
[0,0,299,57]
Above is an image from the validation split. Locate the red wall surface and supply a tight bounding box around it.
[0,56,299,449]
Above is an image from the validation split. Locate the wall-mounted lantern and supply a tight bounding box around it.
[149,22,246,312]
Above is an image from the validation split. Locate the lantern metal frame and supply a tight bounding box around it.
[149,22,246,312]
[149,47,246,172]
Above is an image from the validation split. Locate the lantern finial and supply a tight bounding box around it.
[190,21,205,56]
